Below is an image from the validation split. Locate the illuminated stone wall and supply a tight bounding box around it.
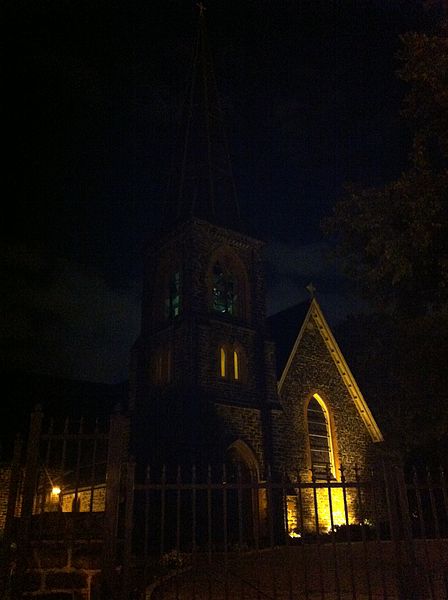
[18,540,103,599]
[276,315,379,532]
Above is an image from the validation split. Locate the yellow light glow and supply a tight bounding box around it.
[220,347,226,377]
[51,487,61,496]
[312,393,335,478]
[233,350,239,380]
[314,488,352,531]
[287,488,357,535]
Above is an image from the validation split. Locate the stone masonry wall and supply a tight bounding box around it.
[278,315,375,478]
[0,464,11,533]
[134,218,279,473]
[276,314,378,531]
[17,540,103,600]
[214,404,265,473]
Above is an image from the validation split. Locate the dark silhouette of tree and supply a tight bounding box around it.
[325,22,448,457]
[336,313,448,457]
[325,25,448,317]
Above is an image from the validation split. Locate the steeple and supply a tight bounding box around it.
[164,5,242,232]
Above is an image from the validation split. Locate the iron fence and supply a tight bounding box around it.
[2,407,448,599]
[133,463,448,600]
[0,405,129,600]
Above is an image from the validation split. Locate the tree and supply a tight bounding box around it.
[335,312,448,458]
[325,24,448,457]
[325,27,448,317]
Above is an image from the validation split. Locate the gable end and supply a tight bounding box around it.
[278,299,383,443]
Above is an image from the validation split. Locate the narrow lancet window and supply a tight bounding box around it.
[152,347,172,384]
[307,395,334,479]
[220,347,227,378]
[233,350,239,380]
[165,271,181,318]
[218,345,245,382]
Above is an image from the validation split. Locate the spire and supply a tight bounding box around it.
[164,4,242,232]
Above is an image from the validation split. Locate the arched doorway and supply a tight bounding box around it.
[225,441,260,546]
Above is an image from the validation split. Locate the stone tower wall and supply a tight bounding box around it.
[133,219,279,472]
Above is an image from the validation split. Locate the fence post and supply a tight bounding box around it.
[101,407,127,599]
[4,434,23,542]
[0,434,23,597]
[122,459,135,600]
[395,464,426,600]
[13,405,43,599]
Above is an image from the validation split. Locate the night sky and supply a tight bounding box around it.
[3,0,435,383]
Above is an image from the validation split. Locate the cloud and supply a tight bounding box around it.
[265,240,369,322]
[266,240,333,279]
[0,240,370,383]
[0,245,140,383]
[265,241,335,314]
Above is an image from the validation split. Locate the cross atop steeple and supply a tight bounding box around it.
[163,5,242,232]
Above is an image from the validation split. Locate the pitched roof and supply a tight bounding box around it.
[267,301,310,377]
[268,299,383,443]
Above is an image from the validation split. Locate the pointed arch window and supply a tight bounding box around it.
[233,349,239,380]
[219,344,245,382]
[307,394,335,480]
[220,347,227,378]
[165,271,181,319]
[151,346,172,385]
[208,249,249,319]
[213,261,237,315]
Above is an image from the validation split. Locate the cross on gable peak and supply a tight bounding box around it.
[306,282,316,299]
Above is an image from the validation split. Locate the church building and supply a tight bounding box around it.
[0,9,384,547]
[128,9,384,531]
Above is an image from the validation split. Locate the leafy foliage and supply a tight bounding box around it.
[325,28,448,316]
[326,24,448,455]
[336,312,448,454]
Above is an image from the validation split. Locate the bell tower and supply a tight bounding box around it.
[130,8,278,472]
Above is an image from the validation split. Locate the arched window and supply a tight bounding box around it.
[307,394,335,480]
[164,271,181,319]
[220,347,227,378]
[212,261,237,315]
[233,349,239,380]
[151,346,172,385]
[219,345,245,382]
[208,249,248,319]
